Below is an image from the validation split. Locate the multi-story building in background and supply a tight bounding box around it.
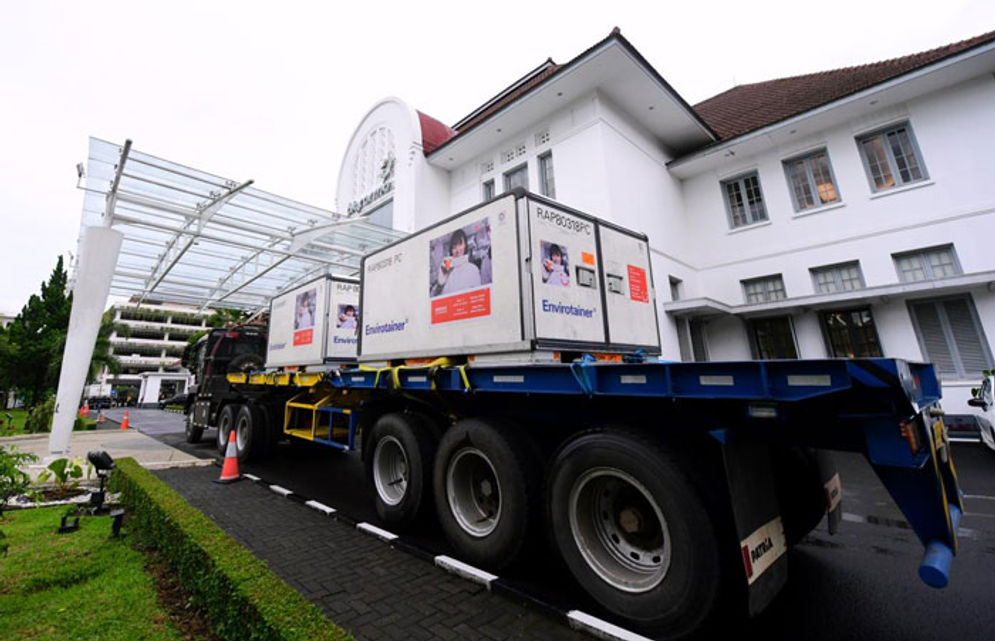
[90,298,210,404]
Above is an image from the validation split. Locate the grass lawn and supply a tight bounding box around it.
[0,409,97,437]
[0,506,185,640]
[1,409,28,435]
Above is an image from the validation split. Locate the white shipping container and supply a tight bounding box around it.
[359,190,659,362]
[266,276,360,368]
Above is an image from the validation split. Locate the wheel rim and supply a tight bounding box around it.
[218,411,232,447]
[372,435,408,506]
[446,446,501,537]
[568,467,672,593]
[235,412,249,451]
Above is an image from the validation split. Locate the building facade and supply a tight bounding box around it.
[336,29,995,415]
[92,299,209,401]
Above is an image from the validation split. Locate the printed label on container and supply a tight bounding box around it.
[740,516,787,585]
[628,265,648,303]
[293,328,313,346]
[431,288,491,324]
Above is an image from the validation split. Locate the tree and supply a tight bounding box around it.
[0,257,72,407]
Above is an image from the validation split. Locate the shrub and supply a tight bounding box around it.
[0,445,38,516]
[111,458,352,641]
[24,398,55,433]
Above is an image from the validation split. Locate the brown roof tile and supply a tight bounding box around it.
[694,30,995,140]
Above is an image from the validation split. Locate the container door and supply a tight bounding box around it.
[599,225,661,352]
[265,277,330,367]
[527,198,606,346]
[325,279,361,361]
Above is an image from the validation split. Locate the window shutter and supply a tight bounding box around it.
[910,301,957,374]
[942,298,989,375]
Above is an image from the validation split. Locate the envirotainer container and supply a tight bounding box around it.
[266,275,360,368]
[358,189,659,363]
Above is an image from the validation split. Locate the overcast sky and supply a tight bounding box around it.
[1,0,993,313]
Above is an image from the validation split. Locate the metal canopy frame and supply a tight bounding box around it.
[75,137,405,312]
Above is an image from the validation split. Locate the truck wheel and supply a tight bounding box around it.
[184,412,203,444]
[433,418,537,569]
[547,429,724,638]
[234,404,266,463]
[216,405,238,455]
[366,413,436,527]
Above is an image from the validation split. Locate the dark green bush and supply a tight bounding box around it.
[110,458,352,641]
[24,398,55,433]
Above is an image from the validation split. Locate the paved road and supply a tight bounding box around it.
[114,408,995,640]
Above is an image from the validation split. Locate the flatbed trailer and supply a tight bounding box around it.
[216,355,962,638]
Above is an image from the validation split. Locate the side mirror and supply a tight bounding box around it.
[967,397,989,409]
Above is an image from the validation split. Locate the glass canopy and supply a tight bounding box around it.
[75,138,405,312]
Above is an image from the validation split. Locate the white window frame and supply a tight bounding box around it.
[810,261,865,294]
[783,149,841,212]
[742,274,786,304]
[503,163,528,192]
[721,172,768,229]
[856,121,928,192]
[892,245,961,283]
[538,152,555,199]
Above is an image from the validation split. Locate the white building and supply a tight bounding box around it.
[93,299,209,402]
[336,28,995,415]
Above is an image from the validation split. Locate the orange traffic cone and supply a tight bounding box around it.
[120,410,130,430]
[215,430,241,484]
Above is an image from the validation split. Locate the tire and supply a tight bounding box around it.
[184,412,203,444]
[227,353,264,373]
[365,413,437,527]
[233,403,267,463]
[216,404,238,456]
[433,418,538,569]
[547,429,724,638]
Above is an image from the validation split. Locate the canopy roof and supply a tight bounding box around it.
[76,138,405,312]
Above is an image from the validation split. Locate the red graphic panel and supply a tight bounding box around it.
[293,328,314,346]
[431,287,492,324]
[627,265,649,303]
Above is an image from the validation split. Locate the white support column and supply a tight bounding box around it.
[48,226,123,456]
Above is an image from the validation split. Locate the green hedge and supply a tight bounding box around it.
[110,458,353,641]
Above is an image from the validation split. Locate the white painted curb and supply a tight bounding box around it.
[567,610,655,641]
[356,522,398,542]
[434,555,497,588]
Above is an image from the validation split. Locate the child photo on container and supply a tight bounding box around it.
[430,221,491,297]
[541,241,570,287]
[294,289,316,329]
[337,304,358,329]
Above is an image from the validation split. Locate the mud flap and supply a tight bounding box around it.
[816,450,842,535]
[716,431,788,617]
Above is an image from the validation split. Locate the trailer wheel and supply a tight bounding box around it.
[216,405,238,455]
[234,404,266,463]
[184,412,203,444]
[547,430,724,637]
[366,413,436,527]
[434,418,537,569]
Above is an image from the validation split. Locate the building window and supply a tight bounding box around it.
[750,316,798,359]
[669,276,682,302]
[482,179,495,201]
[742,275,786,304]
[783,149,840,211]
[821,308,883,357]
[857,122,927,192]
[722,172,767,228]
[893,245,960,283]
[811,261,865,293]
[538,152,555,199]
[690,318,708,361]
[504,164,528,192]
[909,296,993,378]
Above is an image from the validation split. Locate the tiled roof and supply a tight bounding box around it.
[693,30,995,140]
[417,111,457,155]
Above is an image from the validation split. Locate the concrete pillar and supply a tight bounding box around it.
[49,226,123,456]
